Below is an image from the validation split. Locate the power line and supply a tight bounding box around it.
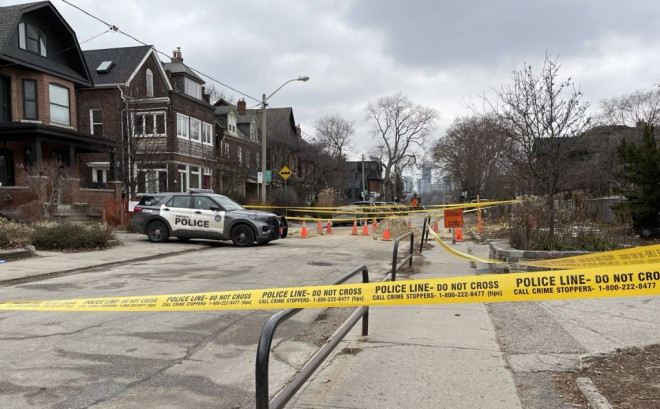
[60,0,259,103]
[59,1,314,140]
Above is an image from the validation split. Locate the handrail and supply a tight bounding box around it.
[255,265,370,409]
[390,231,414,282]
[419,215,431,254]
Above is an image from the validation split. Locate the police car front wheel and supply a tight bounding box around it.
[231,224,255,247]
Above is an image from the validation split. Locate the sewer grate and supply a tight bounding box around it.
[308,261,332,267]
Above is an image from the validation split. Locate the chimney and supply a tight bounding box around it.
[295,124,302,136]
[172,47,183,63]
[237,99,246,115]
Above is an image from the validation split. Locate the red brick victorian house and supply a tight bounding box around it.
[0,1,116,221]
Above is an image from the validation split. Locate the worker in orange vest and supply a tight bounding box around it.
[410,194,418,209]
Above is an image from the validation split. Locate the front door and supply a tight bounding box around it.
[0,76,10,123]
[0,149,14,186]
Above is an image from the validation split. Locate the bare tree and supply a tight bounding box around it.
[313,114,355,159]
[205,84,236,106]
[365,93,438,201]
[484,53,591,236]
[598,88,660,126]
[431,116,511,199]
[26,160,72,220]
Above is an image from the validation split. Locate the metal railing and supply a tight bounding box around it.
[419,215,431,254]
[390,231,414,282]
[255,265,370,409]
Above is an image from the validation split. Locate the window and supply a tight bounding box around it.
[203,167,212,189]
[184,77,202,100]
[256,153,260,168]
[246,151,250,168]
[22,79,37,120]
[202,123,213,145]
[136,163,168,194]
[190,165,200,189]
[237,147,242,166]
[18,22,47,57]
[228,115,237,135]
[224,143,230,158]
[90,109,103,136]
[193,196,215,210]
[167,195,191,208]
[49,84,70,125]
[190,118,201,142]
[133,112,166,136]
[146,69,154,97]
[177,113,189,139]
[177,164,188,192]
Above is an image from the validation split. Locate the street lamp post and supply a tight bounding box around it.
[260,76,309,204]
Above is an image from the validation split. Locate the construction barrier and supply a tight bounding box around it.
[0,263,658,312]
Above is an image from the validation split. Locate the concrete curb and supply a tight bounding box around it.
[576,377,613,409]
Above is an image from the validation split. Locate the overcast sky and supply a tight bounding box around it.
[5,0,660,161]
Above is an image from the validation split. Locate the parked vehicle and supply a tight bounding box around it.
[132,191,287,247]
[332,205,368,226]
[350,201,383,221]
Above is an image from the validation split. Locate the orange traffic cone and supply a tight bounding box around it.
[326,220,333,234]
[317,220,323,235]
[433,220,439,233]
[477,212,484,232]
[455,227,463,242]
[382,221,391,241]
[407,218,412,230]
[361,220,369,236]
[300,221,308,238]
[351,220,359,235]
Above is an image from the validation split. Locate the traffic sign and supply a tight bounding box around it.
[444,209,464,228]
[279,166,292,180]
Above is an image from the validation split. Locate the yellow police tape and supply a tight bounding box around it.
[428,229,660,269]
[0,264,658,312]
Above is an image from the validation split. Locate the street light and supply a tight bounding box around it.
[260,76,309,204]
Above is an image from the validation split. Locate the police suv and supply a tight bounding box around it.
[132,191,287,247]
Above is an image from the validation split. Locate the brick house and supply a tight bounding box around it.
[243,105,315,202]
[0,1,116,221]
[78,46,216,198]
[214,98,261,200]
[344,159,384,202]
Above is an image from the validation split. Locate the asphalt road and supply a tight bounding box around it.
[0,231,396,409]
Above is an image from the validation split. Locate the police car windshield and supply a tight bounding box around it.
[213,195,245,211]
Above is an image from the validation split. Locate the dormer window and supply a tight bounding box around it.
[146,69,154,97]
[18,22,47,57]
[184,77,202,100]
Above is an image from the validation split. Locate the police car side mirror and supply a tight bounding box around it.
[210,206,222,212]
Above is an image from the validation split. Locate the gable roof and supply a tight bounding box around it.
[246,107,297,141]
[0,1,92,86]
[163,60,204,83]
[83,45,172,90]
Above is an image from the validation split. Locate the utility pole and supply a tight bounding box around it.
[361,154,366,201]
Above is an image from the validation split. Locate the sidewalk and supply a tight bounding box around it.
[0,232,208,283]
[290,240,522,409]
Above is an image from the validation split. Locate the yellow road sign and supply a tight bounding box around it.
[279,166,292,180]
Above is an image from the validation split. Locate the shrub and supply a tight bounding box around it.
[31,222,114,251]
[0,219,32,249]
[509,197,620,251]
